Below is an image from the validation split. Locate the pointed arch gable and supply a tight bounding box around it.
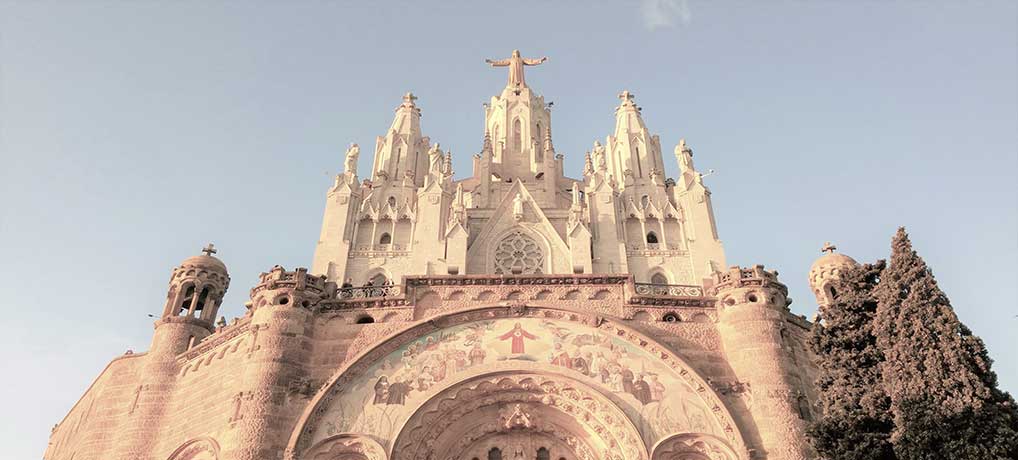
[466,182,570,274]
[285,305,748,459]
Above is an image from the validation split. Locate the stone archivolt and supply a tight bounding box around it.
[287,304,748,460]
[391,372,646,460]
[166,437,220,460]
[303,434,386,460]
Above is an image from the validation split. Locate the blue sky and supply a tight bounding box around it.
[1,1,1015,458]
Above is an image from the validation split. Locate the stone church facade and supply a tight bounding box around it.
[45,51,851,460]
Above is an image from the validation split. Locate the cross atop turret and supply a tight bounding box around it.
[201,243,217,256]
[821,241,837,254]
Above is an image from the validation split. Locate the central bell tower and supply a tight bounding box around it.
[477,50,563,208]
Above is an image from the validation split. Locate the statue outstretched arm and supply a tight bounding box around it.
[485,58,511,66]
[523,57,548,66]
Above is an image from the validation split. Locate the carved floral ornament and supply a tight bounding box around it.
[285,305,749,460]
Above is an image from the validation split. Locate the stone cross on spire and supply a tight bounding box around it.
[618,90,638,110]
[485,50,548,88]
[201,243,217,256]
[821,242,837,254]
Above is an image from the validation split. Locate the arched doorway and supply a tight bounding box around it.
[389,371,646,460]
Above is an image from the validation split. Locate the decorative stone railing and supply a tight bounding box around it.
[634,282,704,297]
[337,285,403,299]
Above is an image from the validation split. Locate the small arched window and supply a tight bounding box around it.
[178,284,196,315]
[537,447,550,460]
[355,315,375,324]
[488,447,502,460]
[512,118,522,151]
[651,272,668,285]
[640,195,649,208]
[379,233,392,245]
[387,196,397,207]
[646,232,659,244]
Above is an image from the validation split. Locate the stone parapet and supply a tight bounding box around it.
[707,265,788,299]
[249,266,334,302]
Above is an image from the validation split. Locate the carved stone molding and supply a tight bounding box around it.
[166,437,220,460]
[303,433,387,460]
[391,372,645,460]
[651,432,743,460]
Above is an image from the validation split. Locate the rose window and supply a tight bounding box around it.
[494,231,544,274]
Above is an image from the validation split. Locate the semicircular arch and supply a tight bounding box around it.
[286,305,747,459]
[391,369,647,460]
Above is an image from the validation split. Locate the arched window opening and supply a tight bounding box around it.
[355,315,375,324]
[512,118,522,151]
[488,447,502,460]
[537,447,550,460]
[379,233,392,245]
[663,312,680,322]
[193,287,210,318]
[178,284,196,315]
[640,194,650,208]
[387,196,397,207]
[371,273,388,286]
[650,272,668,285]
[646,232,659,244]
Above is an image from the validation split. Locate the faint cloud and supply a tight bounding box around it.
[640,0,692,31]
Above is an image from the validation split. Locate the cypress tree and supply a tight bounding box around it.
[808,260,896,460]
[874,228,1018,460]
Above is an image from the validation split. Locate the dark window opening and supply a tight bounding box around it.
[537,447,550,460]
[646,232,659,244]
[178,284,196,315]
[356,315,375,324]
[193,287,210,317]
[379,233,392,245]
[488,447,502,460]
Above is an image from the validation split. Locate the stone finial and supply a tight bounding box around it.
[201,243,217,256]
[821,242,837,254]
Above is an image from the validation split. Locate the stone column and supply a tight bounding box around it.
[710,266,813,460]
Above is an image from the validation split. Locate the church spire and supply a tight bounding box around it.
[605,90,663,189]
[372,91,429,187]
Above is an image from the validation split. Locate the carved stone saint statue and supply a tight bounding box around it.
[592,141,607,171]
[485,50,548,88]
[676,138,695,173]
[344,143,359,174]
[428,143,443,176]
[512,193,524,220]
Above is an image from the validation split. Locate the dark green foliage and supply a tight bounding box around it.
[809,260,896,460]
[873,228,1018,460]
